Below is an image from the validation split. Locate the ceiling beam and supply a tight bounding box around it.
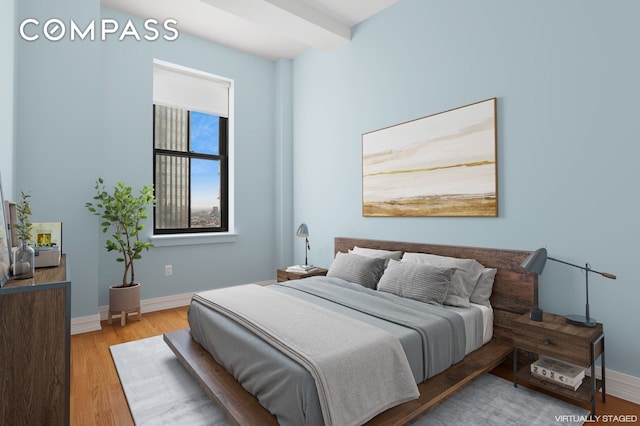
[200,0,351,52]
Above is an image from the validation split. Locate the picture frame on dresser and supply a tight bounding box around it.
[0,174,11,287]
[31,222,62,249]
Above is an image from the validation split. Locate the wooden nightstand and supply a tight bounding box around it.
[512,312,605,417]
[276,267,328,283]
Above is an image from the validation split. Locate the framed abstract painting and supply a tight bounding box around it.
[362,98,498,217]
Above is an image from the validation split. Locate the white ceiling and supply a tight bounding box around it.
[101,0,399,61]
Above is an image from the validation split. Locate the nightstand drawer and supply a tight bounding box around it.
[513,327,589,366]
[512,312,603,367]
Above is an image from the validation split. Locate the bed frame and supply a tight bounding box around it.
[164,237,537,425]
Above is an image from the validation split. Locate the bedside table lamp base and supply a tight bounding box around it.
[565,314,597,328]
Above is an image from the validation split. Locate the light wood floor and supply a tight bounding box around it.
[71,306,640,425]
[71,307,190,425]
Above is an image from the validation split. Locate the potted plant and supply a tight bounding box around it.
[86,178,154,325]
[13,191,35,279]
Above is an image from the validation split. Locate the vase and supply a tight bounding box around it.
[108,283,142,326]
[13,241,35,279]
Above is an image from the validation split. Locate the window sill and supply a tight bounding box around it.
[150,232,238,247]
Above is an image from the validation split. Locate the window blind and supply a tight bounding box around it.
[153,61,230,117]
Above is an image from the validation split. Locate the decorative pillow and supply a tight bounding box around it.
[401,252,484,307]
[349,246,403,260]
[377,259,454,305]
[326,252,387,289]
[469,268,497,307]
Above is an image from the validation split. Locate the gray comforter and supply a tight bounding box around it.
[193,284,419,426]
[188,276,469,426]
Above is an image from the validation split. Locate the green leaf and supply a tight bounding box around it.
[86,177,155,281]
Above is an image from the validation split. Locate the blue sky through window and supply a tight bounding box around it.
[190,111,219,155]
[190,111,220,209]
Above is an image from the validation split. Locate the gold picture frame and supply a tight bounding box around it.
[362,98,498,217]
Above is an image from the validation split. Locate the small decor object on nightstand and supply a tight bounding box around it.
[277,266,328,283]
[286,264,317,274]
[521,247,616,327]
[531,356,585,391]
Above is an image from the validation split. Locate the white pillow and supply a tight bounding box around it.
[401,252,484,307]
[377,259,454,305]
[469,268,497,307]
[349,246,403,260]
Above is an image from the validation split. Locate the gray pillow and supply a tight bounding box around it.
[469,268,497,307]
[326,252,387,289]
[401,252,484,307]
[377,259,455,305]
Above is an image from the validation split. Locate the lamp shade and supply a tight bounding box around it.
[521,248,548,274]
[296,223,309,238]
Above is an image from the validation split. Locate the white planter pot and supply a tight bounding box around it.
[108,283,141,326]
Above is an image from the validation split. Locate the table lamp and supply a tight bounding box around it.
[295,223,310,266]
[521,247,616,327]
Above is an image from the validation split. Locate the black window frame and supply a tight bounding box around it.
[152,104,229,234]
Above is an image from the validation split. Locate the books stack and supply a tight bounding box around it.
[285,264,317,274]
[531,356,585,391]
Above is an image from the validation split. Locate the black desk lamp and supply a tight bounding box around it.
[521,248,616,327]
[295,223,310,266]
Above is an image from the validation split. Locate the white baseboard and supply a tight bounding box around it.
[70,291,194,334]
[97,291,195,321]
[592,366,640,405]
[71,314,102,335]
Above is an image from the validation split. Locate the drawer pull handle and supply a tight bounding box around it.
[543,338,551,345]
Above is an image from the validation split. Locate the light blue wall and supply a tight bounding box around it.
[16,0,101,317]
[292,0,640,378]
[98,8,280,307]
[13,2,286,316]
[0,0,15,199]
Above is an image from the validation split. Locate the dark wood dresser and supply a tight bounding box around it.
[0,255,70,425]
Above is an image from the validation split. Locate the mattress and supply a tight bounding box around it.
[188,276,492,425]
[446,302,494,350]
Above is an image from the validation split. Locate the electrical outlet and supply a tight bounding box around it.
[165,264,173,276]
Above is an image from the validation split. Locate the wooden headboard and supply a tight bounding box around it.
[334,237,537,341]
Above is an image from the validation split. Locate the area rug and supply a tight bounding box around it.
[111,336,589,425]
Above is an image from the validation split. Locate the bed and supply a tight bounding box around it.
[164,237,537,425]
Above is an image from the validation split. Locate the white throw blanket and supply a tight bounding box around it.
[194,284,419,426]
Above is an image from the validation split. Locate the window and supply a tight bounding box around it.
[153,106,228,233]
[152,60,232,235]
